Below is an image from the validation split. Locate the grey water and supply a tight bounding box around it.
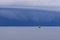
[0,27,60,40]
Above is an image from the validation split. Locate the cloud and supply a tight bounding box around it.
[16,0,60,7]
[0,0,16,5]
[0,0,60,7]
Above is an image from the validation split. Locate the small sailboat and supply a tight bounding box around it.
[38,25,41,28]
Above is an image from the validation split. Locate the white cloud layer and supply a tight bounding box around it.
[0,0,60,7]
[0,0,16,5]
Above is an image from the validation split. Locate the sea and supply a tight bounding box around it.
[0,27,60,40]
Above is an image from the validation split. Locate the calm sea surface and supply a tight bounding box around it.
[0,27,60,40]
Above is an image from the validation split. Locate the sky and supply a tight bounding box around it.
[0,0,60,7]
[0,0,60,11]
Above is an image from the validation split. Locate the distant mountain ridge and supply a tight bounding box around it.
[0,8,60,26]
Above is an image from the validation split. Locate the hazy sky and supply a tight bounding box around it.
[0,0,60,7]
